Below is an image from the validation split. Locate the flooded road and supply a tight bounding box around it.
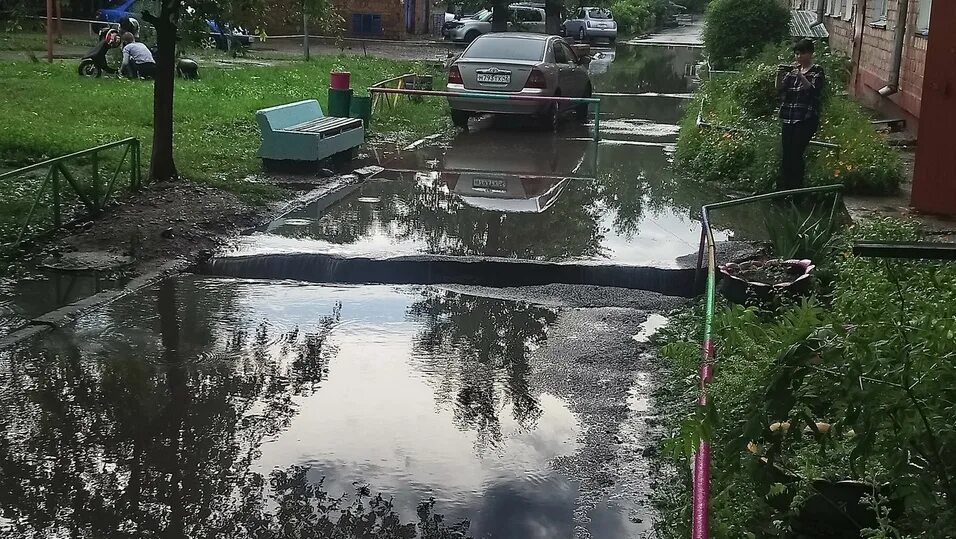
[230,43,745,271]
[0,275,677,538]
[3,39,727,538]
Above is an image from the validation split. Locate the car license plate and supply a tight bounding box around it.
[598,23,607,28]
[476,73,511,84]
[473,177,507,190]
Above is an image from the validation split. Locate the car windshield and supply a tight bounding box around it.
[475,9,492,21]
[587,9,612,19]
[464,37,546,61]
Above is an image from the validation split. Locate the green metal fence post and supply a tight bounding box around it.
[132,139,141,190]
[91,150,100,210]
[51,164,61,228]
[593,101,601,142]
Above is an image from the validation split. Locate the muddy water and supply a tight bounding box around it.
[234,43,750,270]
[0,275,652,537]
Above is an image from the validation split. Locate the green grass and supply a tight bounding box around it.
[0,31,92,51]
[0,55,449,251]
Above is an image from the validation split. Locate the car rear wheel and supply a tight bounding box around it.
[200,36,218,50]
[539,95,560,131]
[465,30,480,43]
[451,109,470,129]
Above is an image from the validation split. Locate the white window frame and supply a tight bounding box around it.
[916,0,932,33]
[844,0,855,21]
[870,0,888,23]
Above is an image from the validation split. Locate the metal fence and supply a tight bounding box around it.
[0,137,142,254]
[367,86,603,142]
[692,184,844,539]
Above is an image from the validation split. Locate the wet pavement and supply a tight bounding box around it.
[2,32,737,539]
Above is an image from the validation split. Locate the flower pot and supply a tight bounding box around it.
[330,71,351,90]
[718,258,814,304]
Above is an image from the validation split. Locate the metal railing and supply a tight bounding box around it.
[367,86,603,142]
[692,184,844,539]
[0,137,142,252]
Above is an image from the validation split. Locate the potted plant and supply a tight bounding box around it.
[718,202,841,304]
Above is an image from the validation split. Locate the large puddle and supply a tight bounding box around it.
[2,41,712,538]
[0,275,650,537]
[228,43,754,270]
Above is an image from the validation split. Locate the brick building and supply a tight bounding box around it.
[790,0,956,215]
[335,0,430,39]
[790,0,932,134]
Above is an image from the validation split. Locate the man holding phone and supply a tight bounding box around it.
[776,39,825,190]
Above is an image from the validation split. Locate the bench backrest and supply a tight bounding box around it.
[256,99,325,133]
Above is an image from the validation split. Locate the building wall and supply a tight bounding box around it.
[792,0,929,134]
[334,0,430,38]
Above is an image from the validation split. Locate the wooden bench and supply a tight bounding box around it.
[256,99,365,169]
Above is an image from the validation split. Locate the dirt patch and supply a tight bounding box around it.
[23,181,273,275]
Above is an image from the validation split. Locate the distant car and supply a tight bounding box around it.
[563,7,617,44]
[446,33,593,129]
[444,5,546,43]
[94,0,253,50]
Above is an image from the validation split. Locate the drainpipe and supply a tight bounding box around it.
[879,0,910,96]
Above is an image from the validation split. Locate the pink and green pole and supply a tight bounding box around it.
[694,184,843,538]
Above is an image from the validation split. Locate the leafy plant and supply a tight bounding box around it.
[675,45,903,195]
[703,0,790,69]
[652,218,956,538]
[764,201,842,260]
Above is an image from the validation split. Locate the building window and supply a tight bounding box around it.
[352,13,383,35]
[869,0,888,23]
[917,0,932,33]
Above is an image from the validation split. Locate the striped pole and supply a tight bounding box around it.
[694,184,844,539]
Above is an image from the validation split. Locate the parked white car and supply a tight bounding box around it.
[444,4,546,43]
[563,7,617,44]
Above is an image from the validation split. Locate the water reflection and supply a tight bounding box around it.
[0,277,614,537]
[237,134,732,267]
[0,270,125,335]
[593,44,700,94]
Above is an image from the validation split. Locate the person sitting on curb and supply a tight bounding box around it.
[120,32,156,80]
[776,38,825,191]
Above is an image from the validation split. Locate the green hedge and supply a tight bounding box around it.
[675,46,903,194]
[704,0,790,69]
[608,0,674,36]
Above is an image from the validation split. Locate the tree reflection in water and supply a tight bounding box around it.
[0,279,469,538]
[297,174,607,262]
[408,289,558,452]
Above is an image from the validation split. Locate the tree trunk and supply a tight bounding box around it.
[545,0,561,35]
[147,17,179,181]
[492,0,508,32]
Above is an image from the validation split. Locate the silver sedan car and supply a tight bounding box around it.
[446,33,593,130]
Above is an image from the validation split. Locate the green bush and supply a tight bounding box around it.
[704,0,790,69]
[607,0,676,36]
[675,46,903,194]
[653,218,956,538]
